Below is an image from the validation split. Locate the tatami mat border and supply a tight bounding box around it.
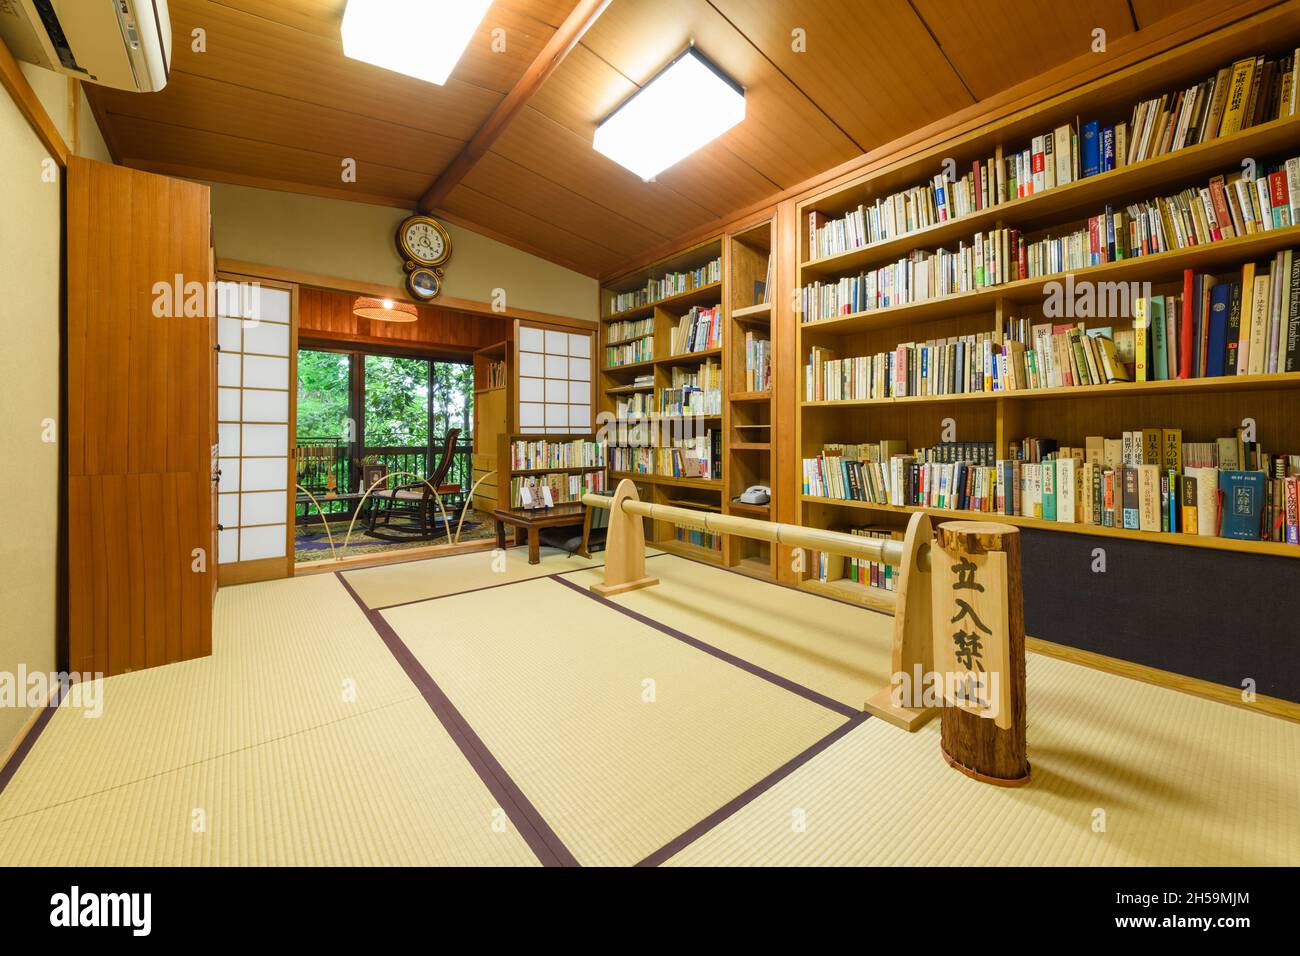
[335,572,578,867]
[551,574,861,720]
[0,687,65,799]
[366,552,668,612]
[638,714,868,867]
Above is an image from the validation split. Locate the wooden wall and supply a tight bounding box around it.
[297,287,510,355]
[66,157,215,676]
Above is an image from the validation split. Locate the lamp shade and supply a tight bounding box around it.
[353,296,418,323]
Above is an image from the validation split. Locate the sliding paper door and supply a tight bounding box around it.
[216,277,297,583]
[516,323,593,435]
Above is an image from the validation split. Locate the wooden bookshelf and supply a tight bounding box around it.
[471,340,509,514]
[793,25,1300,601]
[723,219,777,579]
[599,237,727,562]
[497,432,608,511]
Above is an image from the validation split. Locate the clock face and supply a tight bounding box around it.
[400,216,450,266]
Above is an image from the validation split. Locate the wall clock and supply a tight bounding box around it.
[396,214,451,300]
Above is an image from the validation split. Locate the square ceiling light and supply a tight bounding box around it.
[593,47,745,181]
[341,0,493,86]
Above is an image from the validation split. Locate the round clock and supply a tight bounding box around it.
[407,267,441,301]
[397,214,451,268]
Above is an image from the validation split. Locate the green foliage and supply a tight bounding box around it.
[296,349,350,439]
[295,349,473,447]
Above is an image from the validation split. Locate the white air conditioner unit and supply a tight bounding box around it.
[0,0,171,92]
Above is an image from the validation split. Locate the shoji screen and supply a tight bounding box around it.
[216,277,297,582]
[516,323,593,434]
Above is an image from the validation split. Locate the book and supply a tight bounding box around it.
[1081,121,1101,178]
[1181,475,1199,533]
[1218,470,1266,539]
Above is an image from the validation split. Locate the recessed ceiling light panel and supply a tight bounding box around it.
[593,47,745,181]
[341,0,493,86]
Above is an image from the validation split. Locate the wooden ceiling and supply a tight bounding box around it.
[88,0,1217,278]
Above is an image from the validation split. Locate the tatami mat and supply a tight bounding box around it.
[665,653,1300,866]
[340,546,600,609]
[566,557,895,710]
[0,573,419,818]
[382,575,847,867]
[0,698,539,866]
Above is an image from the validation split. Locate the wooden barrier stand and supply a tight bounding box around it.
[584,478,938,732]
[583,483,1031,782]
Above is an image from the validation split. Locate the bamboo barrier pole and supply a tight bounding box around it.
[582,492,916,569]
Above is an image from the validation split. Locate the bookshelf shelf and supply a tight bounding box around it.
[603,358,657,374]
[801,495,1300,559]
[602,281,723,322]
[654,538,724,564]
[798,576,897,612]
[800,223,1300,337]
[659,347,723,366]
[799,112,1300,280]
[802,371,1300,409]
[731,390,772,402]
[605,383,655,395]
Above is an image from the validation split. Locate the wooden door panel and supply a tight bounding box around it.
[66,157,214,676]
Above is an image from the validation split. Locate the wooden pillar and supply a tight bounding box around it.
[931,521,1029,787]
[589,479,659,597]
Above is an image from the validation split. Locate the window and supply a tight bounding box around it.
[364,354,431,446]
[517,325,592,434]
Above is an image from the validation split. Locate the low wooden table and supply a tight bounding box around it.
[492,504,587,564]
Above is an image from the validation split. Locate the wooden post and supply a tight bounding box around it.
[931,521,1029,787]
[864,511,938,731]
[589,479,659,596]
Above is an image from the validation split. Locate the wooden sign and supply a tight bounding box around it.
[932,547,1013,729]
[931,521,1029,787]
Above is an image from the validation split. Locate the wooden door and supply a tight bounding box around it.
[66,157,214,676]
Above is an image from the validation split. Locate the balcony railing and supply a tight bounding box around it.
[296,436,473,520]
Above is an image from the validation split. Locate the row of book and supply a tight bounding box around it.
[810,527,904,592]
[509,437,606,471]
[1133,252,1300,380]
[744,331,772,393]
[606,258,722,315]
[804,323,1131,402]
[800,153,1300,322]
[481,359,506,390]
[605,336,654,368]
[669,305,722,355]
[661,359,722,416]
[614,392,653,419]
[510,470,607,509]
[802,432,1299,543]
[805,47,1300,263]
[607,316,653,343]
[674,526,722,552]
[610,430,723,480]
[802,251,1299,402]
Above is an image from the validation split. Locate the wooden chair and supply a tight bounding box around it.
[367,429,462,539]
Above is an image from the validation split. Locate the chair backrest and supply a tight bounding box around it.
[426,428,462,490]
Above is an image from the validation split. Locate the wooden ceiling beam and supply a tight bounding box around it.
[418,0,612,213]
